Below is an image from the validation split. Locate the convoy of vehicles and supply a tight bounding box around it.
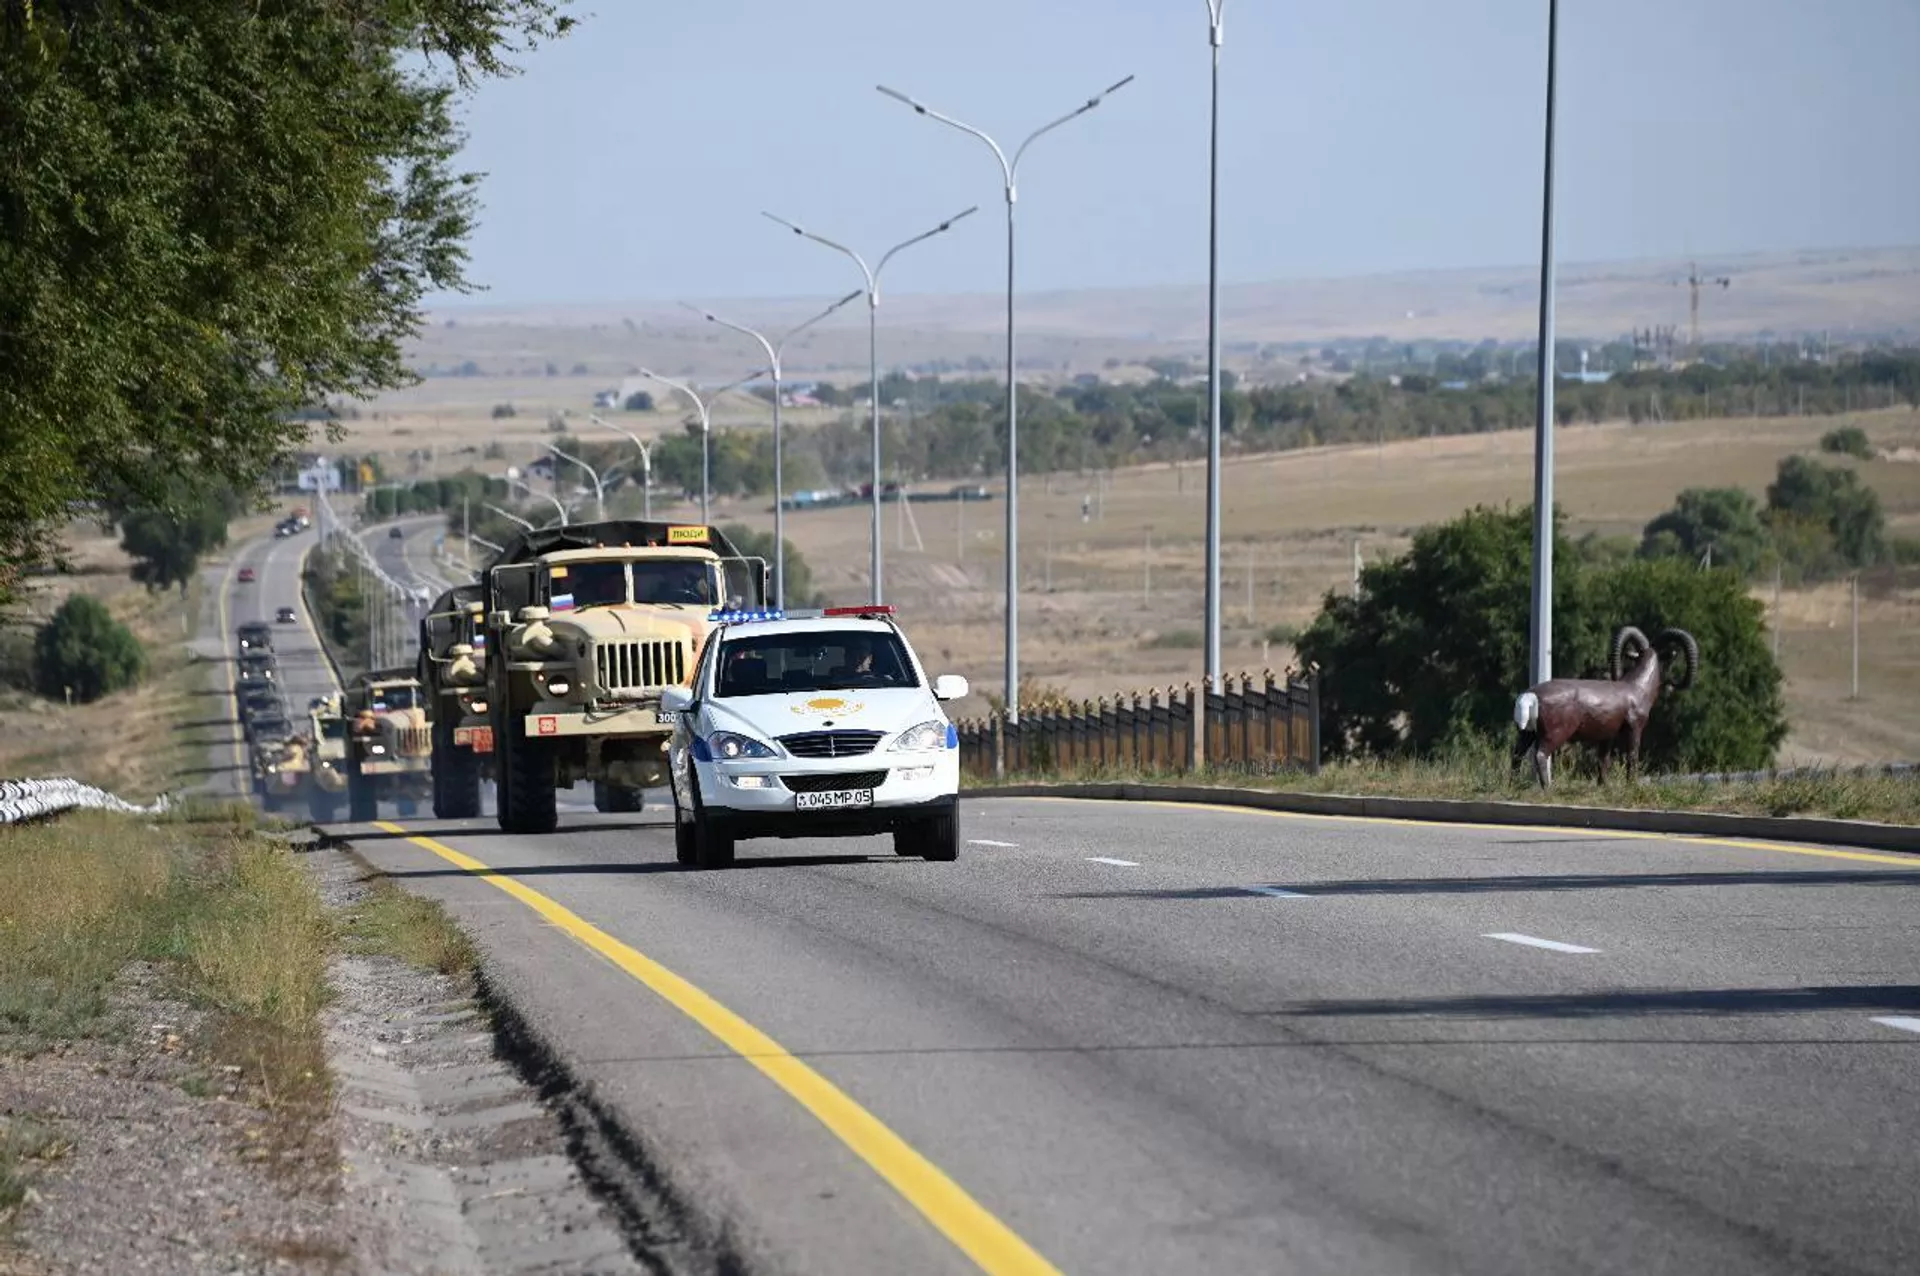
[661,606,967,868]
[473,520,767,834]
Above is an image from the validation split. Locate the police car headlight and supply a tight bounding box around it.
[888,721,946,753]
[709,731,777,760]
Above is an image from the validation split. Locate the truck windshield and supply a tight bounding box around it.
[715,631,918,697]
[318,720,345,740]
[368,687,418,710]
[553,561,628,609]
[632,561,715,606]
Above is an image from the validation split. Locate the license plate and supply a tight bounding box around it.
[454,725,494,753]
[794,788,873,811]
[655,710,679,725]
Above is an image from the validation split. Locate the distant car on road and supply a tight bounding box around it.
[237,566,257,583]
[388,525,405,539]
[276,606,298,624]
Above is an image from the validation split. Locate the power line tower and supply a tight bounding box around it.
[1674,261,1730,361]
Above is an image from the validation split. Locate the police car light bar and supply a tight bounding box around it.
[705,604,897,625]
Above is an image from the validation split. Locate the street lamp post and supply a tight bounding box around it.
[508,474,568,527]
[878,74,1134,726]
[638,368,771,527]
[547,444,605,521]
[588,414,654,520]
[1529,0,1561,694]
[485,502,534,532]
[761,208,979,604]
[1202,0,1226,703]
[682,291,864,609]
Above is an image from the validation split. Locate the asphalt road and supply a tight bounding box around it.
[224,530,1920,1275]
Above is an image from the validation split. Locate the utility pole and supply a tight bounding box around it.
[1772,562,1782,661]
[1527,0,1560,692]
[1851,573,1860,700]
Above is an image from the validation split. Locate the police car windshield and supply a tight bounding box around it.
[715,631,917,698]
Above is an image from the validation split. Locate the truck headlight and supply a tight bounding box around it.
[708,731,777,760]
[888,721,947,753]
[546,677,571,696]
[368,744,387,755]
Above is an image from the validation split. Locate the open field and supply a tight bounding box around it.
[388,244,1920,389]
[672,407,1920,766]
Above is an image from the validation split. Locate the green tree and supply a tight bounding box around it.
[1638,487,1770,576]
[1765,455,1885,567]
[1819,426,1872,459]
[115,480,242,595]
[1298,504,1786,772]
[0,2,577,603]
[33,595,146,704]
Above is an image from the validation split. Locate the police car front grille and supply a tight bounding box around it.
[781,770,888,793]
[594,640,685,696]
[778,730,884,758]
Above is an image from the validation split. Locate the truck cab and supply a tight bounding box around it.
[342,672,433,821]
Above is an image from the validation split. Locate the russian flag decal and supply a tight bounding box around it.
[551,593,576,612]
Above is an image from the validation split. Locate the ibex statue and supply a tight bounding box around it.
[1512,626,1698,786]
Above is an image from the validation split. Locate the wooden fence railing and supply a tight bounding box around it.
[957,670,1319,780]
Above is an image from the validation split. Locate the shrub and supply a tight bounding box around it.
[1141,629,1203,649]
[1298,504,1786,772]
[490,402,517,419]
[1263,622,1303,646]
[33,595,146,703]
[1819,426,1872,459]
[622,391,654,412]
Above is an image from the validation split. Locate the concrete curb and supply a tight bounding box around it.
[962,782,1920,855]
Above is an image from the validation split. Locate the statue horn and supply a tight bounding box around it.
[1610,625,1650,681]
[1659,627,1699,690]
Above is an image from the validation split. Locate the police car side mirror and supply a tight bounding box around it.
[932,674,969,702]
[659,686,695,714]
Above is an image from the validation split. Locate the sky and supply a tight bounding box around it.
[432,0,1920,309]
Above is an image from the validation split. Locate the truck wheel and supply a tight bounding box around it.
[347,773,378,823]
[432,720,482,820]
[501,716,557,835]
[593,781,646,814]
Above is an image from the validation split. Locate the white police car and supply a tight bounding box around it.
[660,606,968,868]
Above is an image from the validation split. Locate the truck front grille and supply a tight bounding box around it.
[595,640,686,697]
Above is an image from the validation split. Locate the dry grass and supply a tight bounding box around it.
[0,1119,70,1229]
[0,807,333,1159]
[341,875,476,977]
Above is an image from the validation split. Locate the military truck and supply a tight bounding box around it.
[342,670,433,821]
[477,521,766,834]
[252,731,309,813]
[236,621,274,654]
[418,582,490,819]
[307,694,348,820]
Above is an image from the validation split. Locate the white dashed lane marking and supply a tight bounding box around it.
[1244,886,1308,899]
[1086,857,1139,867]
[1483,932,1600,954]
[968,839,1019,848]
[1871,1017,1920,1036]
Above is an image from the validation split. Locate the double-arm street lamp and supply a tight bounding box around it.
[485,502,534,532]
[505,472,568,527]
[547,443,605,522]
[588,414,655,520]
[682,290,864,608]
[1202,0,1226,697]
[761,208,979,604]
[638,367,770,525]
[877,74,1134,722]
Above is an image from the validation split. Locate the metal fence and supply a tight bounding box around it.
[0,778,171,825]
[957,670,1319,780]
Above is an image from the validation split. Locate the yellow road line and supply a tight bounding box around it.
[374,823,1061,1276]
[1016,796,1917,868]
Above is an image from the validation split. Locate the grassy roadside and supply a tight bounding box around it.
[0,802,477,1226]
[967,751,1920,826]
